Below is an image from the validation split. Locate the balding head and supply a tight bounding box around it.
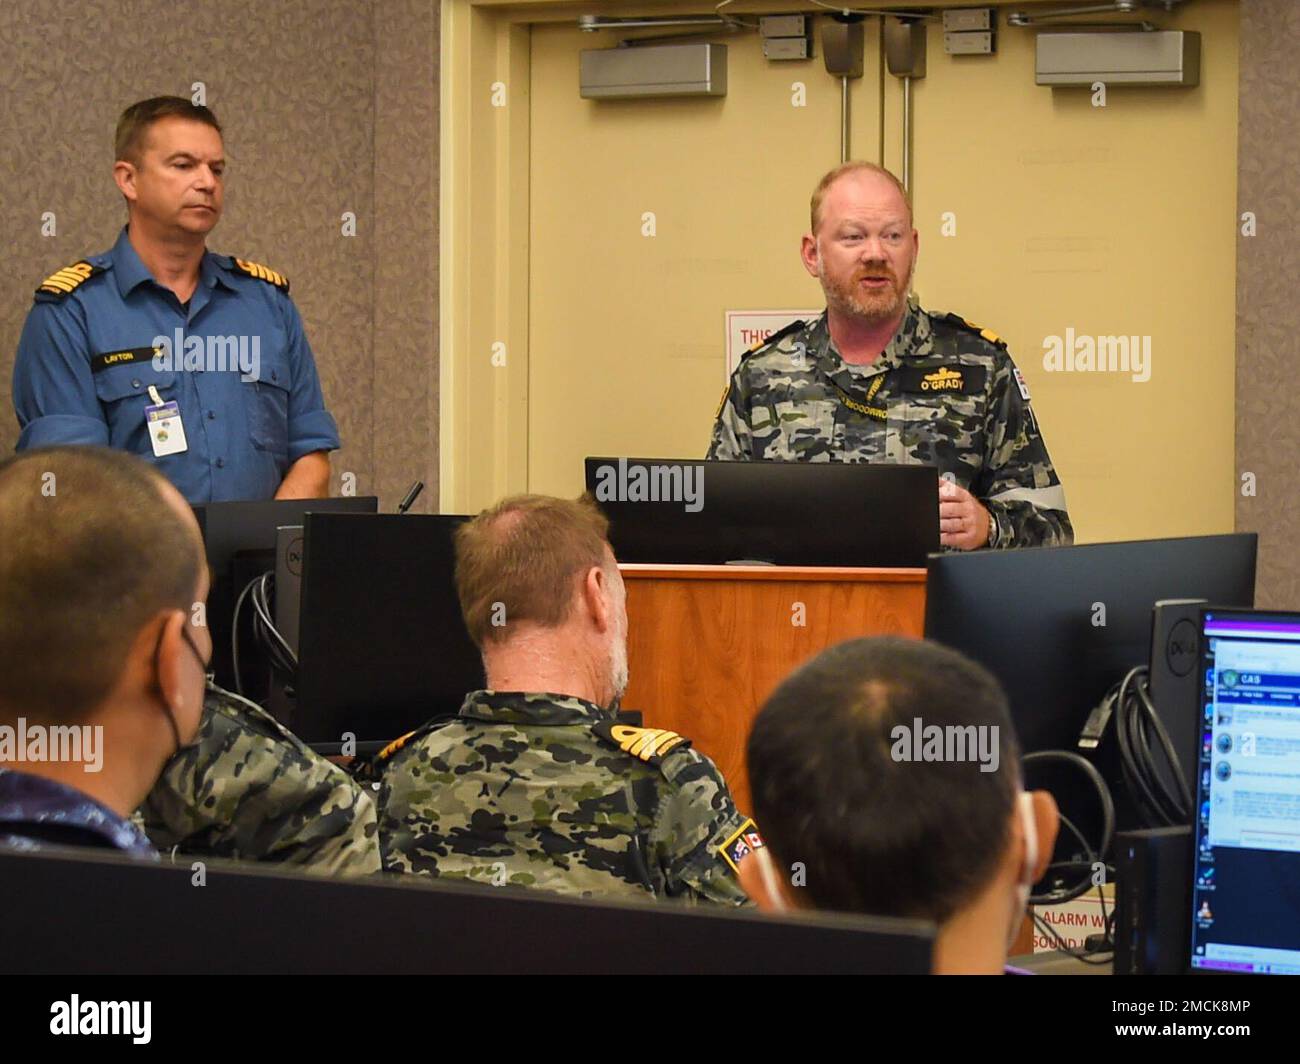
[810,161,912,235]
[454,494,616,648]
[454,494,629,707]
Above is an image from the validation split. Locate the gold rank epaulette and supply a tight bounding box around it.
[592,721,691,766]
[232,258,290,292]
[941,311,1007,349]
[373,715,455,765]
[375,729,419,764]
[34,261,105,300]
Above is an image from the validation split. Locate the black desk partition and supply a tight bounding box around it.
[0,848,933,975]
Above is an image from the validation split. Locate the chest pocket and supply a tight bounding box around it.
[245,357,290,458]
[93,363,177,444]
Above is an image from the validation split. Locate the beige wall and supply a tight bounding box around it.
[1237,0,1299,607]
[0,0,440,511]
[523,2,1240,544]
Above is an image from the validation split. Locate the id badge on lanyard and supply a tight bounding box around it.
[144,384,188,457]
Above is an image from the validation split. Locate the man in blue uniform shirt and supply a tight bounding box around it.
[12,97,340,502]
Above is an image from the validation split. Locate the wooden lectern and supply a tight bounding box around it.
[620,564,927,814]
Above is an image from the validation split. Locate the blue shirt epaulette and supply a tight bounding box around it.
[225,257,290,292]
[33,260,108,302]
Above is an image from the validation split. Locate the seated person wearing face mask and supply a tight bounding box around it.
[739,636,1060,974]
[0,447,210,857]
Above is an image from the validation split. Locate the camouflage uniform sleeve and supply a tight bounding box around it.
[649,748,752,906]
[706,370,752,460]
[135,683,381,876]
[978,354,1074,549]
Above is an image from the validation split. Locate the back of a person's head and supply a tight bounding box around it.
[0,447,204,724]
[748,636,1020,923]
[454,493,613,647]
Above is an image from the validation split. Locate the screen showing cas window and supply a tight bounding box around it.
[1190,610,1300,974]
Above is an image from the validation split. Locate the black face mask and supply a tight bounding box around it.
[153,623,211,758]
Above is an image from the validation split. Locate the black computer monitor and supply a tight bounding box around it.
[292,512,484,750]
[0,846,934,975]
[1189,608,1300,975]
[925,534,1257,840]
[583,457,939,567]
[192,497,379,692]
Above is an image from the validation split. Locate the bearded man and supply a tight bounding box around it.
[708,162,1071,550]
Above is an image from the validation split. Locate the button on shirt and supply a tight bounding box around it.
[0,766,158,859]
[12,228,341,502]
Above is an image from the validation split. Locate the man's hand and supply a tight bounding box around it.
[275,451,331,500]
[938,477,991,550]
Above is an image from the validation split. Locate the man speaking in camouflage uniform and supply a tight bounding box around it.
[709,162,1072,549]
[377,494,754,904]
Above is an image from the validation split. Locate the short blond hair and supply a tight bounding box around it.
[454,494,612,647]
[810,161,912,234]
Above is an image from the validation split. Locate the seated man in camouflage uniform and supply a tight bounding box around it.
[136,680,381,876]
[709,161,1072,550]
[378,494,755,904]
[0,447,209,858]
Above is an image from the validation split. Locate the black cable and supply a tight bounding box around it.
[1116,669,1165,821]
[232,571,298,699]
[1031,812,1113,906]
[1136,669,1192,818]
[1023,749,1116,858]
[1112,666,1192,826]
[1029,856,1116,963]
[1013,754,1118,962]
[231,575,257,696]
[1057,812,1095,862]
[1022,752,1116,959]
[250,571,297,677]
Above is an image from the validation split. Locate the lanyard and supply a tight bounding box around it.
[831,372,887,421]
